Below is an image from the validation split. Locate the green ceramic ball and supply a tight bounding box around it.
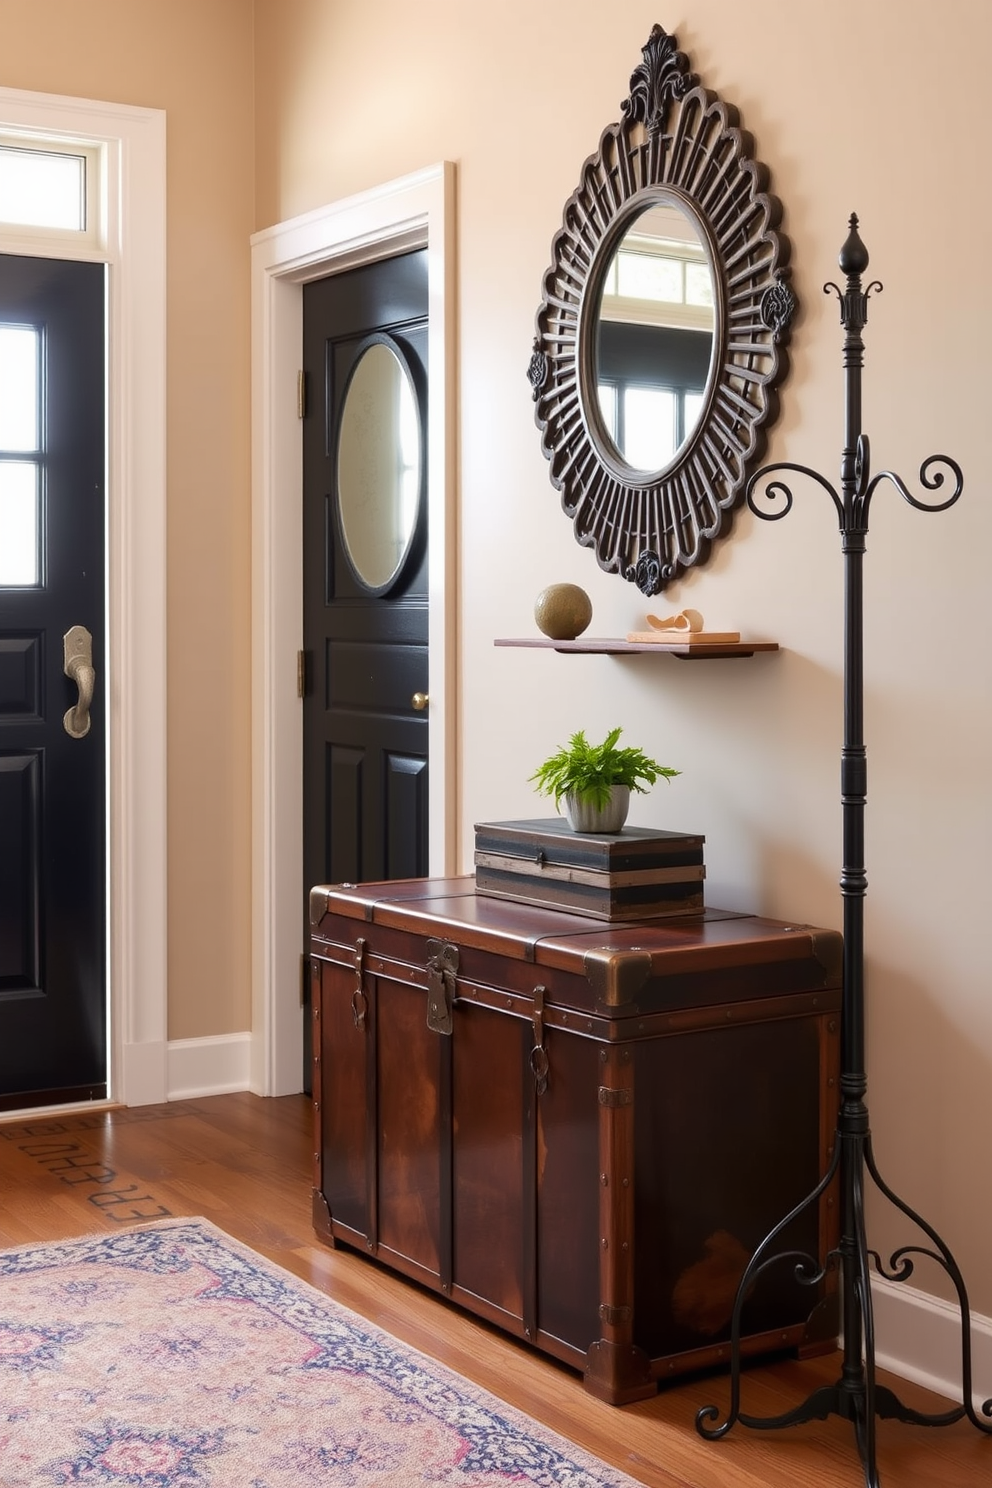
[534,583,593,641]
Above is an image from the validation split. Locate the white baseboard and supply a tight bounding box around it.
[166,1033,252,1100]
[871,1272,992,1406]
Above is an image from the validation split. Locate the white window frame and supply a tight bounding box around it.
[0,133,102,243]
[0,87,167,1111]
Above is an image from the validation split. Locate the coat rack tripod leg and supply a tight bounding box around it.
[695,216,991,1488]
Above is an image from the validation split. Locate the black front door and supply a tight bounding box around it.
[0,254,106,1108]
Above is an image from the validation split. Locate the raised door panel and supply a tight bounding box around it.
[385,752,427,880]
[0,634,42,719]
[0,750,41,989]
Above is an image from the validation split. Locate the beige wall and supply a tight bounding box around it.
[0,0,255,1041]
[254,0,992,1314]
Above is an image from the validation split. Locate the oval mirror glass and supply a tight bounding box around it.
[593,197,715,477]
[336,338,423,594]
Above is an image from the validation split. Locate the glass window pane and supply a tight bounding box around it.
[0,326,39,450]
[685,260,713,308]
[0,146,85,231]
[685,390,705,430]
[598,383,618,442]
[624,385,676,471]
[0,462,39,585]
[617,250,682,303]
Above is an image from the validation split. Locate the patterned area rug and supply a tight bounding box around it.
[0,1218,642,1487]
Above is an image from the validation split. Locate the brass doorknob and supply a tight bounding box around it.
[411,692,429,711]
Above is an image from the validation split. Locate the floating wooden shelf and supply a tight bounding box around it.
[494,637,779,661]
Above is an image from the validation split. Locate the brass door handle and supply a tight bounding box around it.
[63,625,95,739]
[411,692,429,711]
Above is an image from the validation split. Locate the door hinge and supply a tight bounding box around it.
[297,649,307,698]
[297,369,306,419]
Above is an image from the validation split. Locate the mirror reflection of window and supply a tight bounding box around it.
[336,340,422,593]
[623,386,676,471]
[595,199,715,474]
[600,202,714,327]
[597,383,682,473]
[0,324,41,586]
[615,250,683,304]
[684,390,705,432]
[684,260,713,309]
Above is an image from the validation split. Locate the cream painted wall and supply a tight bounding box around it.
[0,0,255,1041]
[254,0,992,1314]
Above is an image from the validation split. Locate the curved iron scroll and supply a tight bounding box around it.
[529,23,796,595]
[746,435,963,533]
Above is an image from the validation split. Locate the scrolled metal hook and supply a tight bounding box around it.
[862,453,963,514]
[746,461,844,526]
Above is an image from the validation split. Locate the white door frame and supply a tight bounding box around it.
[0,88,168,1111]
[250,163,457,1095]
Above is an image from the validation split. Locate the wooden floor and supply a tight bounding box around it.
[0,1091,987,1488]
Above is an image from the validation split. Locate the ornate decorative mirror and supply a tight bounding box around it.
[336,332,424,596]
[529,24,796,595]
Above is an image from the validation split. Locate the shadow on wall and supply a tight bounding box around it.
[617,645,844,924]
[862,947,992,1317]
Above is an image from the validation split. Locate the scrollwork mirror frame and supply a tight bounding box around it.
[528,24,797,595]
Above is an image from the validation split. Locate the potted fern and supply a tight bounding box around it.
[530,727,680,833]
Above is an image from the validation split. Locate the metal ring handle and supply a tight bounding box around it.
[530,1044,549,1096]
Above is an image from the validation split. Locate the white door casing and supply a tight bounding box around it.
[0,88,168,1110]
[250,162,457,1095]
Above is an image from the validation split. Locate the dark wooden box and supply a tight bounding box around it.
[309,876,841,1403]
[474,817,705,920]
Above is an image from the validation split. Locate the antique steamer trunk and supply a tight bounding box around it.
[309,876,841,1403]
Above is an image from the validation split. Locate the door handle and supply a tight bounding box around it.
[63,625,95,739]
[411,692,429,711]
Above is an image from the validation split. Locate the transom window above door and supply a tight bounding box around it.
[0,135,102,247]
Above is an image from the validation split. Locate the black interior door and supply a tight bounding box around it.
[302,247,429,906]
[0,254,106,1109]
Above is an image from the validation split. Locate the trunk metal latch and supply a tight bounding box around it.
[426,938,458,1035]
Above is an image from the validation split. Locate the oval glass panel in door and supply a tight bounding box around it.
[335,334,423,595]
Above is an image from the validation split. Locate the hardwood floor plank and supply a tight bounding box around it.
[0,1092,987,1488]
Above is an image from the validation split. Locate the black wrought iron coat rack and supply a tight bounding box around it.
[695,217,991,1487]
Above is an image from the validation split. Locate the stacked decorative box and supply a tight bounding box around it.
[474,817,705,921]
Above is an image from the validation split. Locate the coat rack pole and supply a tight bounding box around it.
[695,216,991,1488]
